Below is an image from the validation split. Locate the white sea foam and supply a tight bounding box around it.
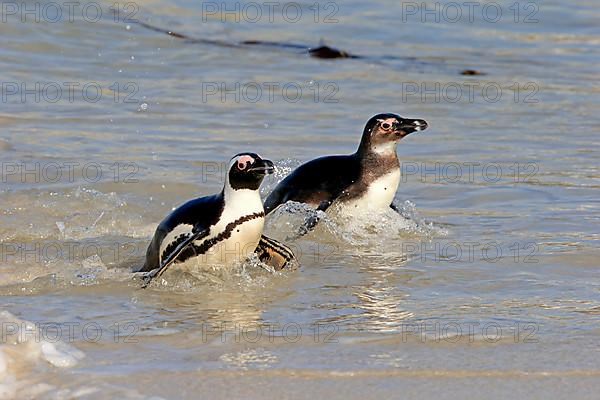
[0,310,85,399]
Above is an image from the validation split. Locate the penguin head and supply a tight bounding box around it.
[227,152,275,191]
[361,113,428,153]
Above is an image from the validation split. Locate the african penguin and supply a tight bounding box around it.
[263,113,428,234]
[137,153,296,285]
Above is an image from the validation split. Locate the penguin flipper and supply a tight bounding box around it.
[390,203,400,213]
[141,226,209,287]
[134,227,168,273]
[255,235,298,271]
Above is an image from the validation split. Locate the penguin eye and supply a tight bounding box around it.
[381,122,392,130]
[236,155,255,171]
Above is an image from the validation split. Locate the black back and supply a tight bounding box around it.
[264,154,361,214]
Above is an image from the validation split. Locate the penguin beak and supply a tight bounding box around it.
[397,118,428,137]
[249,159,275,174]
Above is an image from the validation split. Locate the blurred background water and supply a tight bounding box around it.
[0,0,599,398]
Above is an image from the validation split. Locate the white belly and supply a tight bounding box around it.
[160,189,265,272]
[197,188,264,267]
[335,169,401,214]
[197,217,264,267]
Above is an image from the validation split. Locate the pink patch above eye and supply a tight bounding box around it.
[381,118,396,129]
[237,155,255,170]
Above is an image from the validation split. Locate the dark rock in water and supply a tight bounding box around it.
[461,69,486,76]
[308,45,356,59]
[136,21,357,60]
[132,21,452,66]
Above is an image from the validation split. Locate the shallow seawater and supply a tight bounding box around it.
[1,0,599,398]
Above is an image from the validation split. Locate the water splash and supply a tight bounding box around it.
[266,199,445,249]
[139,253,285,292]
[259,158,302,198]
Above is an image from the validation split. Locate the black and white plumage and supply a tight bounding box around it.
[137,153,296,285]
[264,113,428,233]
